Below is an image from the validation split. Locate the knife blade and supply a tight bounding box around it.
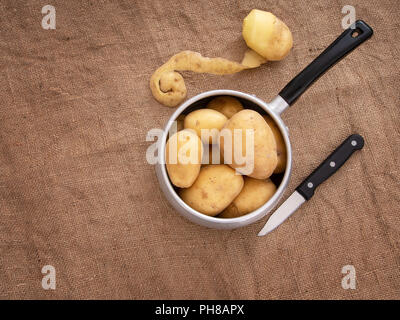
[258,134,364,236]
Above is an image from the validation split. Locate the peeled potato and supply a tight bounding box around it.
[263,115,287,173]
[220,177,276,218]
[219,109,277,179]
[166,130,203,188]
[207,96,244,119]
[179,165,244,216]
[242,9,293,61]
[202,144,224,165]
[184,109,227,144]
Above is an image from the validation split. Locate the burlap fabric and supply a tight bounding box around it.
[0,0,399,299]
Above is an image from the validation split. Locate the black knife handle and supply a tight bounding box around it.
[296,134,364,200]
[279,20,373,106]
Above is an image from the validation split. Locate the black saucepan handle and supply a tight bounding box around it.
[296,134,364,200]
[279,20,373,105]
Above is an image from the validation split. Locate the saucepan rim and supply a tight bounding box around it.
[157,89,292,226]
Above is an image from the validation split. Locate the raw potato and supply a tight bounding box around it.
[166,130,203,188]
[184,109,227,144]
[242,9,293,61]
[219,109,277,179]
[263,115,287,173]
[202,144,224,165]
[220,177,276,218]
[207,96,244,119]
[179,165,244,216]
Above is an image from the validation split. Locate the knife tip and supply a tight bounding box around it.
[257,223,275,236]
[257,229,269,237]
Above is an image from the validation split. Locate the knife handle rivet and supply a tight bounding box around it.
[307,182,313,188]
[351,140,357,146]
[330,161,336,167]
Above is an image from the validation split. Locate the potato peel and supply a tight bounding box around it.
[150,50,264,107]
[241,49,268,68]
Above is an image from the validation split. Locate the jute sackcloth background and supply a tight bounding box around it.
[0,0,399,299]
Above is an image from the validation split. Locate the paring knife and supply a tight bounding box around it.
[258,134,364,236]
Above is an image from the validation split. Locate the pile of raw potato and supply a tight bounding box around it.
[155,10,293,218]
[166,97,287,218]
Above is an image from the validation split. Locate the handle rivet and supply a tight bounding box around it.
[330,161,336,167]
[351,140,357,146]
[307,182,313,188]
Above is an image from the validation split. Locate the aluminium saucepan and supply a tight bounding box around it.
[155,20,373,229]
